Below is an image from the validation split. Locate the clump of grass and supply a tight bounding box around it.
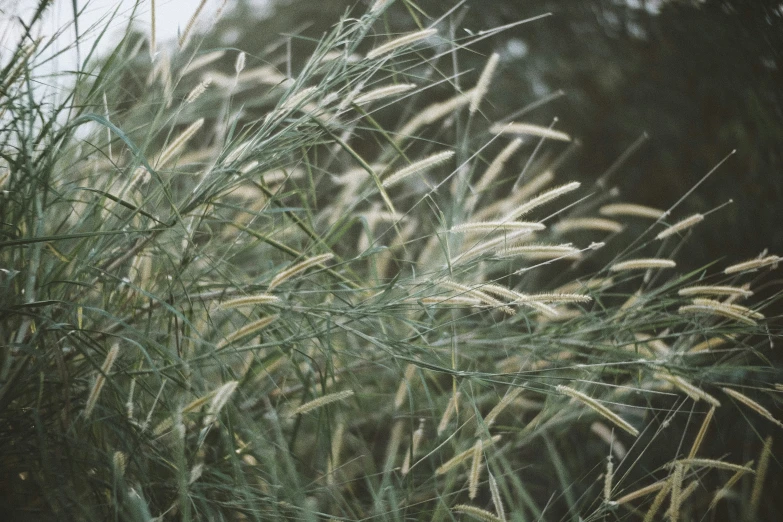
[1,0,781,520]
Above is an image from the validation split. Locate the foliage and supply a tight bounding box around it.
[1,1,781,520]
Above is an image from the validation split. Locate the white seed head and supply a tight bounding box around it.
[366,28,438,60]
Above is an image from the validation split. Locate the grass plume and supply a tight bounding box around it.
[0,1,779,519]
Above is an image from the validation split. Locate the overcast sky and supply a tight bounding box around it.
[1,0,269,74]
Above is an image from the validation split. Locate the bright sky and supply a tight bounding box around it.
[1,0,270,74]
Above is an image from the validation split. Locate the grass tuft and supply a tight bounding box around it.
[1,0,780,519]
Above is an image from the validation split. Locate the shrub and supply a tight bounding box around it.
[0,1,780,520]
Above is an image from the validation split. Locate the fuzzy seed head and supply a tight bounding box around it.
[366,28,438,60]
[470,53,500,114]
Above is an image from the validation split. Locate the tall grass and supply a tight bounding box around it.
[1,1,781,520]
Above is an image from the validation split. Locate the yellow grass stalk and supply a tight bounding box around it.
[671,458,754,474]
[396,88,476,141]
[130,252,152,287]
[384,419,404,473]
[634,333,671,356]
[721,387,783,428]
[202,381,238,426]
[614,479,668,505]
[501,182,581,221]
[470,53,500,114]
[655,213,704,240]
[471,169,554,222]
[604,456,614,503]
[189,462,204,485]
[182,50,226,75]
[455,229,542,262]
[183,391,217,415]
[366,28,438,59]
[411,296,484,307]
[453,504,504,522]
[374,218,417,277]
[490,122,571,142]
[437,391,461,435]
[655,373,721,407]
[354,83,416,105]
[382,150,455,188]
[691,298,762,319]
[496,244,582,261]
[146,46,169,88]
[84,343,120,419]
[436,436,501,475]
[217,315,277,348]
[599,203,664,219]
[556,385,639,436]
[609,258,676,272]
[709,461,754,510]
[687,406,716,459]
[482,286,584,314]
[591,422,627,460]
[327,419,345,486]
[362,208,406,223]
[179,0,208,48]
[669,462,685,522]
[724,255,781,274]
[688,335,734,353]
[126,377,136,419]
[642,479,672,522]
[527,302,566,319]
[150,0,156,57]
[522,293,592,304]
[346,80,386,110]
[450,221,544,234]
[473,139,523,196]
[514,169,556,201]
[317,50,360,64]
[113,451,127,478]
[554,218,624,234]
[478,283,526,303]
[290,390,354,416]
[268,253,334,290]
[279,86,318,111]
[556,277,614,294]
[666,479,698,520]
[437,280,515,315]
[219,294,280,309]
[157,118,204,167]
[483,387,525,430]
[401,419,425,476]
[469,439,484,499]
[679,300,760,326]
[129,166,152,189]
[679,304,756,325]
[678,285,753,298]
[488,472,506,521]
[370,0,393,13]
[617,291,642,313]
[259,168,305,185]
[234,51,246,75]
[240,65,291,86]
[750,435,773,515]
[224,142,253,165]
[394,364,417,410]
